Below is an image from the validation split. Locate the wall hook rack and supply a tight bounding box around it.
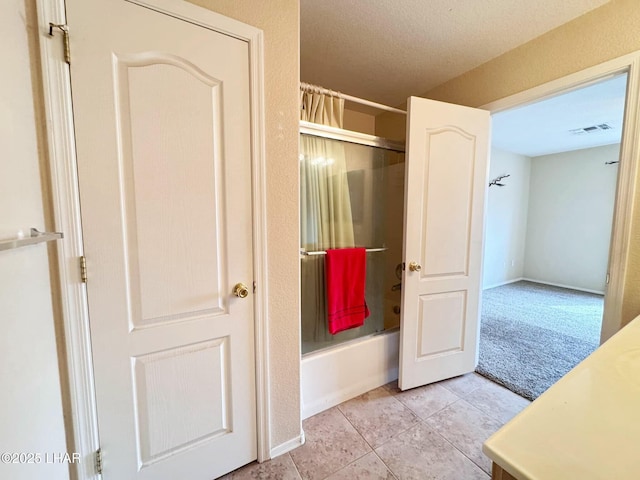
[489,174,510,187]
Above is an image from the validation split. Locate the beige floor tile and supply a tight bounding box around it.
[223,453,301,479]
[425,399,502,474]
[382,380,400,393]
[392,383,460,420]
[338,387,419,448]
[375,422,488,480]
[290,407,371,480]
[324,452,395,480]
[463,380,531,425]
[438,373,492,397]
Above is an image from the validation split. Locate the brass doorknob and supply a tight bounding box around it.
[408,262,422,272]
[233,283,250,298]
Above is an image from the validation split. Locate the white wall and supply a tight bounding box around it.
[483,148,531,288]
[0,1,69,479]
[524,144,620,293]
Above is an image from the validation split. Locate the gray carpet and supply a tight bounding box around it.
[476,280,603,401]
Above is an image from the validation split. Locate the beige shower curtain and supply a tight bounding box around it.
[300,87,356,344]
[300,88,354,248]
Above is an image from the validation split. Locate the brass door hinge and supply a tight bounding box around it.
[95,448,103,475]
[80,256,87,283]
[49,23,70,65]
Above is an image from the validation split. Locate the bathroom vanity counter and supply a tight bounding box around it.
[483,316,640,480]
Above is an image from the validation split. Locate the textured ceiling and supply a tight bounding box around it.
[301,0,611,109]
[492,74,626,157]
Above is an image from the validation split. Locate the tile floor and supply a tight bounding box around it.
[222,373,530,480]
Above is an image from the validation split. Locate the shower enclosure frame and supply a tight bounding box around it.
[299,120,405,418]
[300,120,405,152]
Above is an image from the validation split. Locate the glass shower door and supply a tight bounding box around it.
[300,132,405,354]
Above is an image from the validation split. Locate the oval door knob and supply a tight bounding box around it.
[408,262,422,272]
[233,283,250,298]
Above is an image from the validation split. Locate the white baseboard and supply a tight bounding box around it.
[483,277,524,290]
[301,331,399,419]
[270,431,305,459]
[521,277,604,295]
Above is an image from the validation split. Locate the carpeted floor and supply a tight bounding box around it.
[476,280,603,401]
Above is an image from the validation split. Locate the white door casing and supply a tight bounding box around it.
[481,59,640,343]
[67,0,260,477]
[399,97,490,391]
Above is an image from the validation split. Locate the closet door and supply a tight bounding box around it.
[67,0,257,477]
[399,97,490,390]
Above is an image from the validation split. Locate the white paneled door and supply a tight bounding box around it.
[399,97,490,390]
[67,0,256,478]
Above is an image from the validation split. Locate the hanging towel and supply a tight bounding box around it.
[325,248,370,335]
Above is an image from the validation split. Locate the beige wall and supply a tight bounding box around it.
[1,1,69,479]
[380,0,640,329]
[187,0,301,448]
[375,111,406,142]
[343,108,375,135]
[425,0,640,108]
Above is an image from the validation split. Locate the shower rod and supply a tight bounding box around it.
[300,82,407,115]
[300,247,387,256]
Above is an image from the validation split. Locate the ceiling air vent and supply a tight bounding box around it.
[569,123,614,135]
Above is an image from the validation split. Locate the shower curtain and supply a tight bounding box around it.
[300,87,356,343]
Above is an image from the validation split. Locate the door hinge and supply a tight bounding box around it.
[48,23,70,65]
[80,256,87,283]
[95,448,103,475]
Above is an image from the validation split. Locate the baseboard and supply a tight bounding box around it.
[483,277,524,290]
[301,331,399,419]
[521,278,604,295]
[270,431,305,459]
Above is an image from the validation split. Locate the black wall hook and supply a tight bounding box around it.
[489,174,510,187]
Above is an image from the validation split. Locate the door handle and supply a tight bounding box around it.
[233,283,250,298]
[408,262,422,272]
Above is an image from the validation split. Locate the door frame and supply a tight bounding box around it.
[481,51,640,343]
[36,0,271,477]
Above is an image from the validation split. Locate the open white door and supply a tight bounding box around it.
[399,97,490,391]
[68,0,257,478]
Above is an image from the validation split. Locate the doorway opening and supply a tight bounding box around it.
[478,73,628,400]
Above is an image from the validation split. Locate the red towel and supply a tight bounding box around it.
[325,248,370,335]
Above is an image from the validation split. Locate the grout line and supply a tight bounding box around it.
[338,397,430,480]
[307,383,509,480]
[371,450,400,480]
[336,393,420,476]
[287,453,304,480]
[395,393,460,421]
[354,393,422,450]
[337,403,376,452]
[461,379,531,425]
[311,407,375,480]
[427,425,491,476]
[462,399,508,426]
[317,450,371,480]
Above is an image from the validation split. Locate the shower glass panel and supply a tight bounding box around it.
[300,132,405,355]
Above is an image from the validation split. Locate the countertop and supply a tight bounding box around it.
[483,316,640,479]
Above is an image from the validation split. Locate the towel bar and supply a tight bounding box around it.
[300,247,387,256]
[0,228,63,252]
